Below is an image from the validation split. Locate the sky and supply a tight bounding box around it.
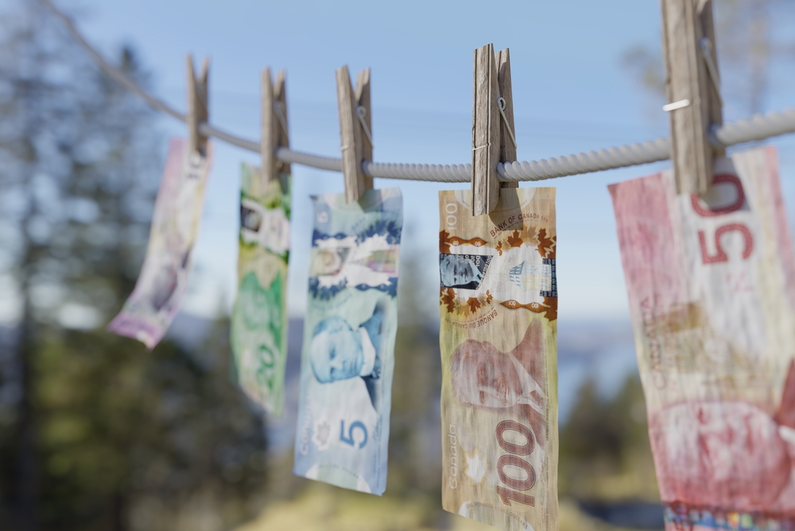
[40,0,795,324]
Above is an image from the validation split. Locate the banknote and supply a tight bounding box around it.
[108,137,213,349]
[230,163,290,416]
[293,188,402,496]
[439,188,558,531]
[610,146,795,530]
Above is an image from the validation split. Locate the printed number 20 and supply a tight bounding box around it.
[340,420,368,449]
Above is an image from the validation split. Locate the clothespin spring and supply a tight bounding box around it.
[356,106,374,149]
[274,101,290,143]
[497,97,517,150]
[699,37,723,106]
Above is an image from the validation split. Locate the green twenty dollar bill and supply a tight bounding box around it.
[439,188,558,531]
[231,163,291,416]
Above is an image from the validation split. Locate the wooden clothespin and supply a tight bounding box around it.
[261,68,290,187]
[472,44,518,216]
[336,65,373,203]
[660,0,724,195]
[186,55,210,156]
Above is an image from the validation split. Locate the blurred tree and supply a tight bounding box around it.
[34,325,268,531]
[388,251,442,496]
[0,2,267,530]
[622,0,795,117]
[558,374,658,502]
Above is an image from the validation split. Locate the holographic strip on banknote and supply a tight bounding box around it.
[438,188,558,531]
[231,163,290,416]
[610,146,795,528]
[293,188,402,496]
[108,137,213,349]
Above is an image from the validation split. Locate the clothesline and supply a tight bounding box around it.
[40,0,795,184]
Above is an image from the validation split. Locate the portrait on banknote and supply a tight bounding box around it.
[439,253,493,289]
[309,300,388,411]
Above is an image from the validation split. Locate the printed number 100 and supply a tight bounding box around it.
[494,420,537,507]
[446,203,458,228]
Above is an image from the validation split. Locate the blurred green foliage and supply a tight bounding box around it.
[559,377,658,502]
[0,3,268,530]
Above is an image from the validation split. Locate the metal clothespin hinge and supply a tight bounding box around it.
[273,101,290,143]
[699,37,723,106]
[497,97,517,149]
[356,106,374,148]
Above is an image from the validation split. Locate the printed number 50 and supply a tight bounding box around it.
[691,174,754,265]
[340,420,368,449]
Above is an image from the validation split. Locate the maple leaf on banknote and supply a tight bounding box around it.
[467,297,481,313]
[542,296,557,321]
[485,290,493,304]
[507,230,523,248]
[496,241,503,256]
[536,228,555,258]
[441,287,456,313]
[439,230,452,254]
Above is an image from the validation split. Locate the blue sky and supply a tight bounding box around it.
[65,0,795,323]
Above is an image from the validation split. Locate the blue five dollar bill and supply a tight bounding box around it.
[293,188,402,495]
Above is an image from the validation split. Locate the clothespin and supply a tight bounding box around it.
[336,65,373,203]
[186,55,210,156]
[261,68,290,188]
[660,0,724,195]
[472,44,518,216]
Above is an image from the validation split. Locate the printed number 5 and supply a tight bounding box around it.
[340,420,368,449]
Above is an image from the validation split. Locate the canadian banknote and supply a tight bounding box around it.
[293,188,402,496]
[439,188,558,531]
[231,163,290,415]
[610,146,795,530]
[108,137,213,349]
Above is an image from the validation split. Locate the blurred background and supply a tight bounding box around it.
[0,0,793,530]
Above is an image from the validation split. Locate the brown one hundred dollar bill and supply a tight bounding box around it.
[439,188,558,531]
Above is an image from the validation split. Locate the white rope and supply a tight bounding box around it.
[40,0,795,184]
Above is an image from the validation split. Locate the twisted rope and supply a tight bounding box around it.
[41,0,795,184]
